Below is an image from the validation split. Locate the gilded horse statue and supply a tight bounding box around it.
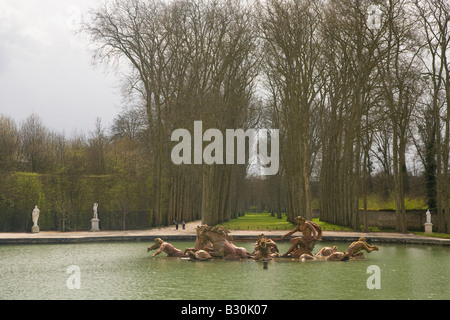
[183,224,214,255]
[197,225,253,260]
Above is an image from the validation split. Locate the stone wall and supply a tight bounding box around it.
[358,210,435,231]
[315,209,436,231]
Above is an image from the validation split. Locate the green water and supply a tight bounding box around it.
[0,241,449,300]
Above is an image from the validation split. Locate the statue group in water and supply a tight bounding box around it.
[147,216,379,262]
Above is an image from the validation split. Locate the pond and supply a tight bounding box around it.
[0,241,449,300]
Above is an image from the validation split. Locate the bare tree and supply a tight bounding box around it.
[87,117,109,175]
[319,0,387,229]
[415,0,450,232]
[82,0,257,226]
[19,114,52,173]
[0,115,19,173]
[259,0,323,221]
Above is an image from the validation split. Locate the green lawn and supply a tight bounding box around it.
[217,213,358,231]
[218,213,294,230]
[221,196,429,232]
[216,212,448,237]
[413,232,450,239]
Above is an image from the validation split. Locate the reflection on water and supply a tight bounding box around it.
[0,241,449,300]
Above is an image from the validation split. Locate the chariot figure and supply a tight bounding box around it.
[280,216,322,257]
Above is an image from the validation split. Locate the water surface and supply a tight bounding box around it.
[0,241,448,300]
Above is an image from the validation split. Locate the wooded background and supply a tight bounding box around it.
[0,0,449,233]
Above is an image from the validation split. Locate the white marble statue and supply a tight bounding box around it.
[32,205,40,226]
[91,203,100,231]
[93,203,98,219]
[426,209,431,224]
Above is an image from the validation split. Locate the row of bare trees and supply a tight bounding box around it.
[415,0,450,233]
[1,0,449,232]
[82,0,258,226]
[0,112,154,231]
[80,0,450,233]
[255,0,450,233]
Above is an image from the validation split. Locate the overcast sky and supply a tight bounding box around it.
[0,0,122,136]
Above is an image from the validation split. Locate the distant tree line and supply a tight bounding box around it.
[1,0,449,233]
[0,114,157,231]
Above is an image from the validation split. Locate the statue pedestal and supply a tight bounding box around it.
[91,218,100,232]
[31,225,39,233]
[424,222,433,234]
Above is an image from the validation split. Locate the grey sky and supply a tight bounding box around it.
[0,0,122,136]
